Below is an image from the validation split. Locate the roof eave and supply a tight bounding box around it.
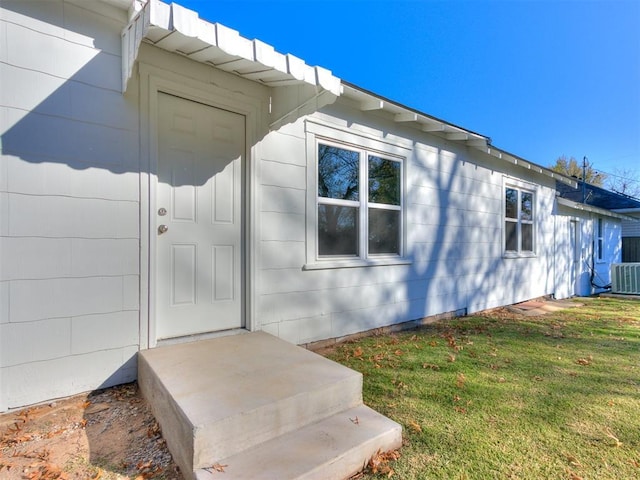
[340,82,577,189]
[557,197,638,221]
[121,0,341,95]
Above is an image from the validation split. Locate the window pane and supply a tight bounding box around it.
[369,156,400,205]
[505,188,518,219]
[505,221,518,251]
[318,205,358,256]
[521,192,533,221]
[318,144,359,200]
[598,239,603,260]
[522,223,533,251]
[368,208,400,254]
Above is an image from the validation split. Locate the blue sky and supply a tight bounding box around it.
[177,0,640,182]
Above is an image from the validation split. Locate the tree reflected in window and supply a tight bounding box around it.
[317,143,403,258]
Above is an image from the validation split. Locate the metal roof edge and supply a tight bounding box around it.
[557,197,638,221]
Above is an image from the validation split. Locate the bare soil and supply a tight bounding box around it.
[0,383,183,480]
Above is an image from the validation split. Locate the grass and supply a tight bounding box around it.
[325,297,640,479]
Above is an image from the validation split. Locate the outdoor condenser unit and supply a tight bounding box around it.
[611,263,640,295]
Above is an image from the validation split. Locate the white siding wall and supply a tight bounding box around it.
[255,101,559,345]
[0,1,138,410]
[622,217,640,237]
[1,0,603,411]
[553,206,622,297]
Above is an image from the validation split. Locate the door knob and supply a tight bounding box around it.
[158,225,169,234]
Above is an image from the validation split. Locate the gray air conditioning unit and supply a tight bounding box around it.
[611,263,640,295]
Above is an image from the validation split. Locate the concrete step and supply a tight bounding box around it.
[194,404,402,480]
[138,332,366,475]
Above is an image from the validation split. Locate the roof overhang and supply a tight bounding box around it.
[557,197,638,221]
[120,0,577,190]
[613,207,640,214]
[340,82,577,189]
[121,0,341,96]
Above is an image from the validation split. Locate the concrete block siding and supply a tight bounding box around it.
[0,1,138,410]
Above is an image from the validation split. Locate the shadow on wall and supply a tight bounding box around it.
[294,140,554,342]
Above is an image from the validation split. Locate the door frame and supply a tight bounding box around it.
[138,62,263,349]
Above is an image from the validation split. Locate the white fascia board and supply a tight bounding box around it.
[612,208,640,214]
[121,0,341,95]
[485,147,577,189]
[339,83,576,191]
[557,197,636,220]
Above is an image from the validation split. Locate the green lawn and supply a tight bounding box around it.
[325,297,640,479]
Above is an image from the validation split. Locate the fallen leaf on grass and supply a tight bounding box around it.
[366,449,400,477]
[408,420,422,433]
[565,453,583,467]
[353,347,364,358]
[576,356,593,366]
[447,354,456,363]
[456,373,466,388]
[604,427,622,447]
[566,470,583,480]
[422,363,440,370]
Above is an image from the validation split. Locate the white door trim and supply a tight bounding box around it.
[138,62,263,349]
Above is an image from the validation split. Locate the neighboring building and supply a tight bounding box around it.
[556,180,640,264]
[0,0,633,411]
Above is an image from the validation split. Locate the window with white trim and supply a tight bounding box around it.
[504,185,535,254]
[317,141,403,259]
[596,218,604,261]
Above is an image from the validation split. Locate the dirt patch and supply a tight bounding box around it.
[0,383,182,480]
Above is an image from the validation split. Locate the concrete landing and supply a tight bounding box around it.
[507,298,582,316]
[138,332,401,480]
[195,404,401,480]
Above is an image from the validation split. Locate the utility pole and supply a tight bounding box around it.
[582,156,587,203]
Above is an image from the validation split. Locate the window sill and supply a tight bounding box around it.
[303,257,413,270]
[503,252,537,259]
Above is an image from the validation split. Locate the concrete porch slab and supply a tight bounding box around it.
[195,404,402,480]
[138,332,399,479]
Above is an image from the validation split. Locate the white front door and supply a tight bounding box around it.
[155,93,244,339]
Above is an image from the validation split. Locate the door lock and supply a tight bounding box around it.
[158,224,169,234]
[158,207,167,216]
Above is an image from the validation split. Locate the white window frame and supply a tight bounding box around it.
[304,120,411,270]
[503,178,537,258]
[596,217,604,262]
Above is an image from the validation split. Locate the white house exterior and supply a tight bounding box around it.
[0,0,629,411]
